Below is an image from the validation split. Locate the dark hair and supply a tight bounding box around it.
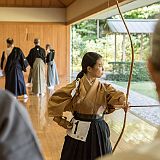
[34,38,40,45]
[46,44,51,50]
[46,44,55,52]
[76,52,102,79]
[6,38,14,45]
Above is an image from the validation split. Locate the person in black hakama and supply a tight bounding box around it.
[46,44,59,89]
[48,52,128,160]
[26,38,46,96]
[4,38,28,99]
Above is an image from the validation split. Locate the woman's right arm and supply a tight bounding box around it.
[48,80,78,117]
[48,80,79,129]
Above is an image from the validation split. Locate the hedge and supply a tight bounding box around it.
[106,61,151,81]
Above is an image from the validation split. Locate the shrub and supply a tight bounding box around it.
[106,61,150,81]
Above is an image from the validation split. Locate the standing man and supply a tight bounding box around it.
[26,38,46,96]
[46,44,59,89]
[4,38,28,99]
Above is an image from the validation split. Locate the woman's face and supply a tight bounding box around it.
[88,58,104,78]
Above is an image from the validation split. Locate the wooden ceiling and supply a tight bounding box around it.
[0,0,77,8]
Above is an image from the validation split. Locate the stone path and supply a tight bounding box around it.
[107,81,160,127]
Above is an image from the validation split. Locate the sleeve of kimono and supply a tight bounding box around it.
[39,48,46,64]
[0,90,44,160]
[19,48,28,72]
[46,53,49,63]
[48,80,78,117]
[50,49,55,59]
[26,49,34,68]
[42,48,46,63]
[104,83,126,114]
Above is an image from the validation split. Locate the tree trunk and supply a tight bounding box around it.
[122,34,126,62]
[140,34,143,61]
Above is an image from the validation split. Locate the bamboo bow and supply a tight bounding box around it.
[112,0,134,153]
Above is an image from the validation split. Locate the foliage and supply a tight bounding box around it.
[125,2,160,19]
[114,2,160,19]
[71,2,160,77]
[73,20,97,41]
[106,62,151,81]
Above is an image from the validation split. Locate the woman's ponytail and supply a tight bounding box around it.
[76,70,84,79]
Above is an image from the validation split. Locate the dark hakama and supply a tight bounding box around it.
[4,47,27,96]
[60,114,112,160]
[48,75,125,160]
[46,50,59,87]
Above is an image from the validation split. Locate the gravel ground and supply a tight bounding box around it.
[109,81,160,127]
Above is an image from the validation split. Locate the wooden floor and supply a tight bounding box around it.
[0,76,158,160]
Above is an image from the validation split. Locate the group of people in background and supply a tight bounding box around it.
[0,37,59,98]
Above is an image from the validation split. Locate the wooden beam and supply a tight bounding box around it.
[66,0,133,24]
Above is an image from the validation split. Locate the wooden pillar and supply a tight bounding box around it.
[71,25,74,81]
[67,24,71,82]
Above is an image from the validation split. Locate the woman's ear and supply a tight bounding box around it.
[87,66,92,73]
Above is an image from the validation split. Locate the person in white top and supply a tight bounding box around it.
[98,19,160,160]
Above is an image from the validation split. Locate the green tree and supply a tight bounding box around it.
[71,2,160,73]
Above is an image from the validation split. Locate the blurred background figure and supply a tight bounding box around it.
[26,38,46,96]
[99,18,160,160]
[4,38,28,99]
[0,89,44,160]
[46,44,59,89]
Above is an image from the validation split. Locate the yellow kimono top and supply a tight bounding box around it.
[48,75,125,117]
